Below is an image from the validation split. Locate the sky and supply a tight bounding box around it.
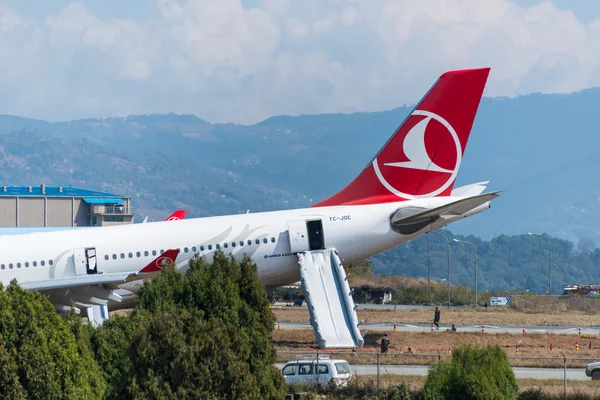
[3,0,600,124]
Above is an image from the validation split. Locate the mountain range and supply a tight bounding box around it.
[2,87,600,248]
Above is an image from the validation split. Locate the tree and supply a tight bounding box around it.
[88,316,136,399]
[0,281,106,399]
[113,251,284,399]
[0,337,25,399]
[421,344,518,400]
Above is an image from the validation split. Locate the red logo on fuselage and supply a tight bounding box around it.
[155,256,174,269]
[372,110,462,199]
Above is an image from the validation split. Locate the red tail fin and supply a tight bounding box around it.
[313,68,490,207]
[165,210,186,221]
[138,249,180,274]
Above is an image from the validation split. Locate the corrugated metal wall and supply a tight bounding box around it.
[18,198,45,227]
[0,195,130,227]
[0,198,16,226]
[47,198,73,227]
[73,199,88,226]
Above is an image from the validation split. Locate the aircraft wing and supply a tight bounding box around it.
[20,249,180,291]
[391,192,500,234]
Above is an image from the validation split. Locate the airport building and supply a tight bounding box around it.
[0,185,133,227]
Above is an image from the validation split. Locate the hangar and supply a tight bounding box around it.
[0,184,133,227]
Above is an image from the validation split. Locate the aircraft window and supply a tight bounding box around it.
[271,237,276,243]
[17,263,21,268]
[41,261,45,266]
[255,239,260,245]
[112,254,117,260]
[184,247,188,253]
[200,245,205,251]
[128,252,133,258]
[240,241,244,247]
[248,240,252,246]
[120,253,125,259]
[0,264,4,270]
[25,262,29,268]
[263,238,268,244]
[9,263,13,269]
[144,251,149,257]
[33,261,37,267]
[136,252,141,257]
[223,243,228,249]
[49,260,53,266]
[216,244,220,250]
[208,245,213,250]
[104,255,109,260]
[152,250,157,256]
[232,242,236,247]
[160,249,165,254]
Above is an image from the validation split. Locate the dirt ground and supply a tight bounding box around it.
[353,375,600,397]
[272,306,600,327]
[273,329,600,368]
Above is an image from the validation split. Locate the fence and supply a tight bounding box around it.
[278,350,600,397]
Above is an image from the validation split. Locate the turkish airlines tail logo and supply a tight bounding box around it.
[313,67,490,207]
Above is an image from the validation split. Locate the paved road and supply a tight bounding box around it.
[276,321,600,336]
[275,363,588,380]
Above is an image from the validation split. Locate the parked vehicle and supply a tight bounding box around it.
[585,361,600,380]
[281,355,352,386]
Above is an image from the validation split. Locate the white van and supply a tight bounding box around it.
[281,355,352,386]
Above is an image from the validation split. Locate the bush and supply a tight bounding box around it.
[421,344,518,400]
[381,381,412,400]
[518,388,545,400]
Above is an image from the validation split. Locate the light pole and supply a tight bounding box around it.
[432,231,450,309]
[425,234,431,304]
[453,238,478,310]
[529,232,552,295]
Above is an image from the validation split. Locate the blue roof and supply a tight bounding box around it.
[0,186,123,198]
[83,198,123,204]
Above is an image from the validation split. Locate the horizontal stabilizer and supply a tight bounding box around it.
[391,192,500,234]
[451,181,489,197]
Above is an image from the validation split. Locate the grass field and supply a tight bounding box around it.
[273,329,600,368]
[272,306,600,327]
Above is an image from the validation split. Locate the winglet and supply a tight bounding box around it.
[138,249,180,274]
[165,210,186,221]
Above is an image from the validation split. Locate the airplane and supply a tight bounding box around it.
[0,209,187,235]
[0,68,497,336]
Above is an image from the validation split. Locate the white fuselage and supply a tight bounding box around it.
[0,196,473,288]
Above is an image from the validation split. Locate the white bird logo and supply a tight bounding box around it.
[384,116,452,173]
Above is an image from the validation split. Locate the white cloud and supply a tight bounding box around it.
[1,0,600,123]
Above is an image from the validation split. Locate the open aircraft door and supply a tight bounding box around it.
[74,247,98,275]
[288,219,326,253]
[288,220,309,253]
